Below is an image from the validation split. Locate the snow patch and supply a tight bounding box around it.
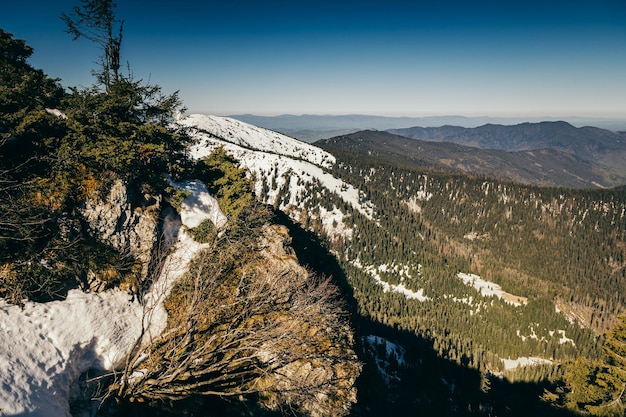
[319,206,353,241]
[363,335,406,384]
[45,108,67,119]
[501,357,553,370]
[551,329,575,345]
[516,327,576,346]
[457,272,527,306]
[353,260,429,301]
[167,177,227,229]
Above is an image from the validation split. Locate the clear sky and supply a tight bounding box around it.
[2,0,626,118]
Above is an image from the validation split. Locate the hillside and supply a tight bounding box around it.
[389,121,626,180]
[186,116,626,415]
[1,25,362,414]
[0,111,362,416]
[315,130,625,188]
[3,108,626,416]
[191,115,626,341]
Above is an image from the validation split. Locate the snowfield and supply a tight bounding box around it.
[0,289,143,416]
[0,180,222,416]
[501,356,553,370]
[180,114,335,169]
[182,114,375,223]
[457,272,527,306]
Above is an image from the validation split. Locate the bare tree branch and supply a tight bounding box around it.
[109,223,360,416]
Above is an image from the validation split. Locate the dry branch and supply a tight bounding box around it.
[110,223,360,416]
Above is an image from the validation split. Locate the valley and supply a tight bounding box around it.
[2,109,625,416]
[180,115,626,415]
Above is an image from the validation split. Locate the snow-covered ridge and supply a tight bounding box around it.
[182,114,375,222]
[179,114,335,169]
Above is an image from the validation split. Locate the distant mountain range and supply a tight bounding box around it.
[229,114,626,142]
[316,122,626,188]
[228,115,626,188]
[388,121,626,181]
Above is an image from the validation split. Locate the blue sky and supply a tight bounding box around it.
[2,0,626,118]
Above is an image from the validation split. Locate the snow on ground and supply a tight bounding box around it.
[457,272,527,306]
[501,356,553,370]
[365,335,406,365]
[0,289,143,416]
[444,294,487,316]
[363,335,406,384]
[516,327,576,346]
[183,115,375,221]
[0,181,222,417]
[180,114,335,169]
[352,259,429,301]
[318,206,353,241]
[167,177,228,230]
[550,329,575,345]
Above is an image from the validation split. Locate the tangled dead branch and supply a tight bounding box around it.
[109,222,360,416]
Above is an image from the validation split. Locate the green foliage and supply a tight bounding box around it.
[192,146,254,223]
[0,233,139,304]
[263,148,626,393]
[0,28,188,302]
[164,186,190,210]
[187,219,216,244]
[0,30,65,147]
[58,79,190,187]
[1,30,67,268]
[561,318,626,415]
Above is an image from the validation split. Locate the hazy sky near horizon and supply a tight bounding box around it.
[3,0,626,118]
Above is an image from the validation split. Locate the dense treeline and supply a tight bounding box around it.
[263,146,624,414]
[325,148,626,329]
[261,145,626,388]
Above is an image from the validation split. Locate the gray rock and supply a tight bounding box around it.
[79,179,161,283]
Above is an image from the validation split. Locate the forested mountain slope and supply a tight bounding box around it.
[316,130,625,188]
[195,115,626,350]
[3,16,626,415]
[192,116,626,415]
[389,121,626,180]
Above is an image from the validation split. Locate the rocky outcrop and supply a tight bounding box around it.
[114,217,360,416]
[255,224,361,417]
[79,179,161,286]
